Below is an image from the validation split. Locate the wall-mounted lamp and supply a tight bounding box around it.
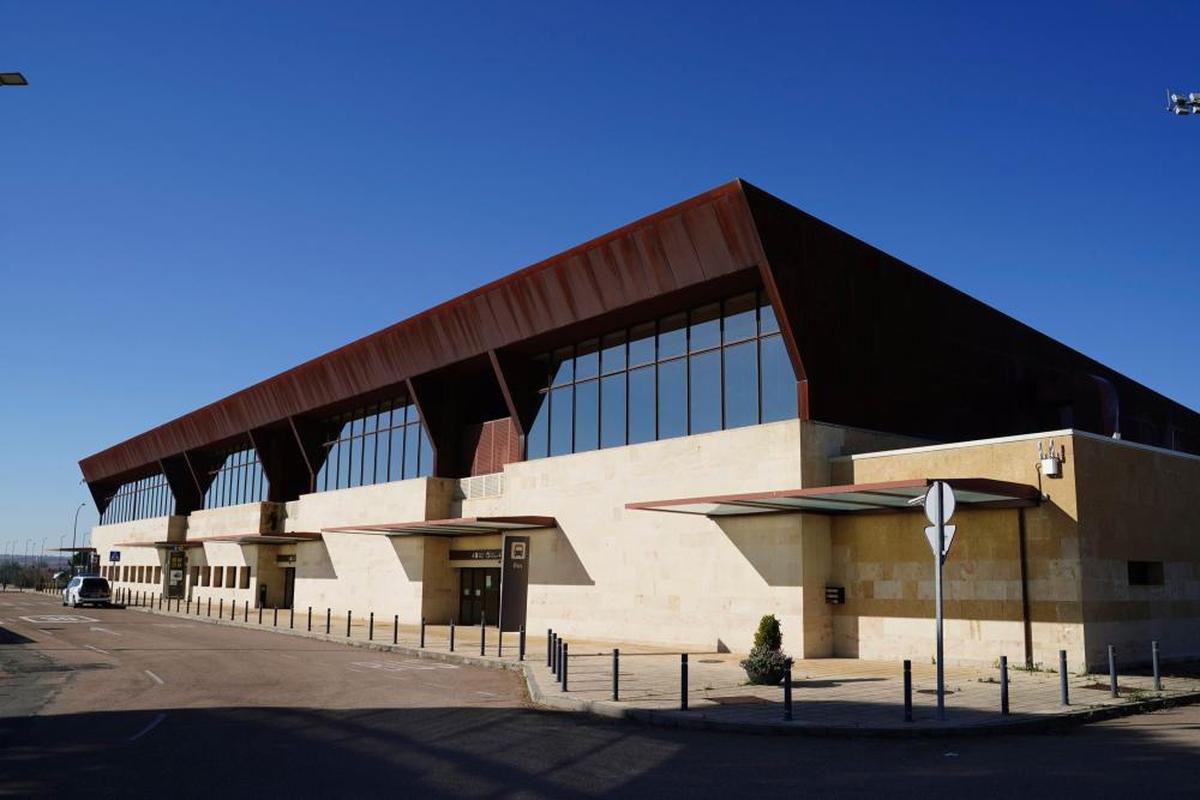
[1038,439,1065,479]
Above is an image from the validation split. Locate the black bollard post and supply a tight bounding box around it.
[552,633,559,673]
[1108,645,1118,697]
[497,629,503,658]
[273,607,278,627]
[393,614,398,645]
[680,653,689,711]
[187,598,192,615]
[243,600,248,622]
[480,613,486,656]
[1152,641,1162,691]
[420,617,426,648]
[613,648,620,701]
[1000,655,1010,715]
[346,610,351,637]
[307,606,312,632]
[207,597,211,617]
[555,638,563,681]
[290,607,294,629]
[325,608,330,635]
[369,612,374,641]
[449,618,456,652]
[259,605,263,624]
[783,659,793,721]
[1059,650,1069,705]
[561,642,569,691]
[519,625,526,662]
[219,598,224,619]
[547,629,553,668]
[903,659,913,722]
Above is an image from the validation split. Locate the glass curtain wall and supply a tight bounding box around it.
[526,290,796,458]
[204,445,268,509]
[100,472,175,524]
[314,398,433,492]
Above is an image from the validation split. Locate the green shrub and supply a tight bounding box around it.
[753,614,782,651]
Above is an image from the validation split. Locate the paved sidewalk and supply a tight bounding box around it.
[105,590,1200,735]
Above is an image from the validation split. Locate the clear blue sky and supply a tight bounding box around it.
[1,2,1197,554]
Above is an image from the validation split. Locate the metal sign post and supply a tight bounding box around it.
[918,481,956,721]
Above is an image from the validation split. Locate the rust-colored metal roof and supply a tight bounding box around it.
[625,478,1041,516]
[80,180,764,484]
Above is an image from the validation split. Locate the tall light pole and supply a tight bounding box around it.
[71,501,87,576]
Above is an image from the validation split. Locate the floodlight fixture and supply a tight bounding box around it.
[1167,89,1199,116]
[0,72,28,86]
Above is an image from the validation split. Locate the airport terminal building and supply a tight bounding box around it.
[81,180,1200,669]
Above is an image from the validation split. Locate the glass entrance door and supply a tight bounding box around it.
[459,568,500,626]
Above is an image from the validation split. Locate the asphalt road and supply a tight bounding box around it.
[2,589,1198,798]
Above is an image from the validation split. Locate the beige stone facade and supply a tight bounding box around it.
[90,421,1200,668]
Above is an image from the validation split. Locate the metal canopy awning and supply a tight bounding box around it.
[48,547,97,553]
[324,516,557,537]
[626,478,1040,517]
[115,533,323,549]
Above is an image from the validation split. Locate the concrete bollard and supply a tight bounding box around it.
[1108,645,1118,697]
[903,659,914,722]
[1152,641,1162,691]
[680,653,689,711]
[1000,655,1010,715]
[613,648,620,701]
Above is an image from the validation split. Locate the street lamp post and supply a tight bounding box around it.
[71,501,86,576]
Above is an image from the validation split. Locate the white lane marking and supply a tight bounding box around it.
[84,644,111,655]
[143,669,165,685]
[129,713,167,741]
[19,614,98,624]
[276,653,298,661]
[89,626,123,636]
[350,660,459,673]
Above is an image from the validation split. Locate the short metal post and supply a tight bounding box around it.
[290,607,294,629]
[420,617,426,648]
[561,642,569,691]
[346,610,351,637]
[369,612,374,641]
[158,593,162,610]
[187,598,191,614]
[1000,655,1010,715]
[258,605,263,624]
[547,629,553,667]
[519,626,526,661]
[903,659,913,722]
[1152,641,1162,691]
[393,614,398,645]
[243,600,248,622]
[307,606,312,632]
[497,629,503,658]
[552,633,559,673]
[1108,645,1118,697]
[325,608,330,635]
[480,613,486,656]
[207,598,211,617]
[449,619,456,652]
[612,648,620,701]
[555,638,563,681]
[273,607,278,627]
[783,659,793,721]
[219,598,223,618]
[680,653,689,711]
[1058,650,1069,705]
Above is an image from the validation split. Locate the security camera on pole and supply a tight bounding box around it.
[911,480,957,721]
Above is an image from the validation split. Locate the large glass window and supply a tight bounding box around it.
[204,444,267,509]
[100,471,174,524]
[314,398,432,492]
[526,290,796,458]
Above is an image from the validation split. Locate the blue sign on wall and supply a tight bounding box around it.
[109,551,120,562]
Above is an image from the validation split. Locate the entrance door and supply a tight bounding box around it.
[281,568,296,609]
[459,568,500,626]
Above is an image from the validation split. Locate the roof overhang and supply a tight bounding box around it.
[115,533,323,548]
[324,516,557,537]
[626,478,1040,517]
[48,547,97,553]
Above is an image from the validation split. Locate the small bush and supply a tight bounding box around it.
[742,614,789,685]
[753,614,782,652]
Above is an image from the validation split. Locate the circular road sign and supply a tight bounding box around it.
[923,481,956,525]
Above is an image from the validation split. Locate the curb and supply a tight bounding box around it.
[129,603,1200,738]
